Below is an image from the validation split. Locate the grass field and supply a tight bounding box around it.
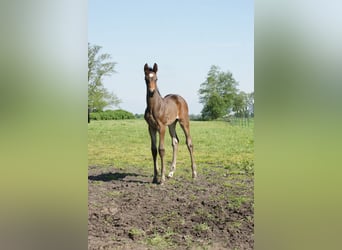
[88,119,254,176]
[88,119,254,249]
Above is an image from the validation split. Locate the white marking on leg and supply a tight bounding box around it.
[172,137,178,146]
[168,137,178,178]
[192,170,197,178]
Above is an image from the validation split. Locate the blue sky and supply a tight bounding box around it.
[88,0,254,114]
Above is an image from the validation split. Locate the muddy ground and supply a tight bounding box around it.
[88,166,254,249]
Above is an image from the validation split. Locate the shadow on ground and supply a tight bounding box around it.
[88,167,152,184]
[88,172,140,182]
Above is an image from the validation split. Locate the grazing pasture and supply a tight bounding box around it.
[88,119,254,249]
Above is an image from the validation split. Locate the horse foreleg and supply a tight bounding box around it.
[149,126,158,183]
[158,125,166,184]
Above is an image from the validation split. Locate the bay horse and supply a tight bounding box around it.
[144,63,197,184]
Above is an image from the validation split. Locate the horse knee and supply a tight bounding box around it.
[159,148,165,157]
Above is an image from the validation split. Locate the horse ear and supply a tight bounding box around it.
[144,63,149,74]
[153,63,158,73]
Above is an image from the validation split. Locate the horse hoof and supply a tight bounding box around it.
[167,172,174,178]
[160,176,166,184]
[192,172,197,179]
[152,178,158,184]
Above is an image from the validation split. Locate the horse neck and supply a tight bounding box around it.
[146,88,164,113]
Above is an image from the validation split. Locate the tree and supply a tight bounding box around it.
[198,65,238,120]
[88,43,121,111]
[247,92,254,117]
[232,91,254,118]
[232,91,248,117]
[201,92,226,120]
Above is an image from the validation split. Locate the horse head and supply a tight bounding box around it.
[144,63,158,94]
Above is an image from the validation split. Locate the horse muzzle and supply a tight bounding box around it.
[148,89,155,97]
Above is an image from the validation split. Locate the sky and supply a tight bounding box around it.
[88,0,254,115]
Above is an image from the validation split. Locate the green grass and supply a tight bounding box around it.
[128,227,145,240]
[145,232,174,249]
[194,222,210,233]
[88,119,254,176]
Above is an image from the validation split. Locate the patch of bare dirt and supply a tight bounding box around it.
[88,166,254,249]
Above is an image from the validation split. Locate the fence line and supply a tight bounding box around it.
[226,117,254,127]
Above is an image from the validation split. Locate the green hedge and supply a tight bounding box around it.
[90,109,135,120]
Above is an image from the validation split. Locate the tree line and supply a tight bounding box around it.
[88,43,254,121]
[88,43,121,112]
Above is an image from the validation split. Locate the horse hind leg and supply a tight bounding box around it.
[168,121,178,178]
[179,119,197,179]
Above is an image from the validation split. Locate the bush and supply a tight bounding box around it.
[90,112,101,120]
[134,113,145,119]
[189,114,203,121]
[89,109,135,120]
